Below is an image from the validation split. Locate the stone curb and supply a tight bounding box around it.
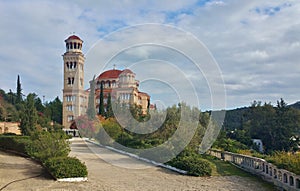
[57,177,88,182]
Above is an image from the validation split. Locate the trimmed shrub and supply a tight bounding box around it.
[0,136,31,154]
[45,157,88,179]
[26,131,70,161]
[168,155,212,176]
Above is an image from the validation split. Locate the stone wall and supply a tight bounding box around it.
[208,149,300,191]
[0,122,21,135]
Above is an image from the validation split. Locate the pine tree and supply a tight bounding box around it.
[16,75,22,104]
[106,93,113,118]
[99,82,105,116]
[86,76,96,120]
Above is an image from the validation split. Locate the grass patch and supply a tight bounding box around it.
[203,155,250,177]
[203,155,275,190]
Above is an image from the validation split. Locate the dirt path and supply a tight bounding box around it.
[0,138,273,191]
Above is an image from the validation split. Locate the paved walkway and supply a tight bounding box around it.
[0,138,273,191]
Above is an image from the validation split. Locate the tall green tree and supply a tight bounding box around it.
[106,93,113,118]
[44,97,62,124]
[247,99,300,152]
[20,93,38,135]
[16,75,22,104]
[86,76,96,120]
[99,82,105,116]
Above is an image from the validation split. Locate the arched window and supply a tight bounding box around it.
[66,43,69,50]
[112,81,116,87]
[283,173,288,183]
[66,62,69,69]
[73,42,77,49]
[70,43,73,49]
[296,179,300,189]
[74,62,77,69]
[290,176,294,186]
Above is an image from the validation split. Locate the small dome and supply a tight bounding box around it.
[65,35,82,42]
[120,69,134,75]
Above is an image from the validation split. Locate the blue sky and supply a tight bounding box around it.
[0,0,299,110]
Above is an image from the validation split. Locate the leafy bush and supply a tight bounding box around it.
[266,152,300,175]
[168,154,212,176]
[0,135,31,154]
[45,157,88,179]
[26,132,70,161]
[213,138,248,153]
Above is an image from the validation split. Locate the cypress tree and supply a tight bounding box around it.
[86,76,96,120]
[99,82,105,116]
[16,75,22,104]
[106,93,113,118]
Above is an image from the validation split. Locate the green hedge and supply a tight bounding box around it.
[0,136,30,154]
[45,157,88,179]
[167,155,212,176]
[26,132,70,161]
[0,134,88,179]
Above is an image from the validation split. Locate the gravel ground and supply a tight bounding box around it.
[0,138,274,191]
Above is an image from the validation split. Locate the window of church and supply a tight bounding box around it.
[66,95,76,102]
[67,115,74,122]
[74,62,77,69]
[67,105,74,111]
[68,78,71,85]
[70,43,73,49]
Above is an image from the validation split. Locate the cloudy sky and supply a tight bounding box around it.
[0,0,299,110]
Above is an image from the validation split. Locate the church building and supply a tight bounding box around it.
[62,35,150,128]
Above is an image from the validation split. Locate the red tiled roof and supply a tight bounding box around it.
[97,69,123,79]
[65,35,82,41]
[138,91,150,98]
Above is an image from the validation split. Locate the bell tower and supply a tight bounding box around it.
[62,35,87,128]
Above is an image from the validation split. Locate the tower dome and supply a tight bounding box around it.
[65,35,83,53]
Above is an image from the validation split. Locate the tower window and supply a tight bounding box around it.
[66,62,69,69]
[67,105,74,111]
[66,95,76,102]
[67,115,74,122]
[67,77,74,85]
[70,43,73,49]
[74,62,77,69]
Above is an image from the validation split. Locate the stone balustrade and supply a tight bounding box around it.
[208,149,300,191]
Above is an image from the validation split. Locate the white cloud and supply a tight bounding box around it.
[0,0,299,109]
